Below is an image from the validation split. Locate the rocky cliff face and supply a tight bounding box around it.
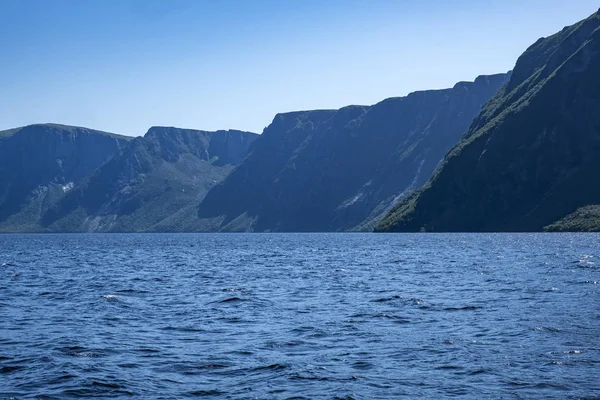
[0,124,130,231]
[197,73,509,232]
[376,10,600,232]
[40,127,258,232]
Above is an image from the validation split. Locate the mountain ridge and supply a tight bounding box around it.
[376,9,600,232]
[0,124,131,232]
[0,123,133,141]
[196,72,510,232]
[39,127,258,232]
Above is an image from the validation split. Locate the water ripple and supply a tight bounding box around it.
[1,232,599,399]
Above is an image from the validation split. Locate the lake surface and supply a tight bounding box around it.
[0,233,599,399]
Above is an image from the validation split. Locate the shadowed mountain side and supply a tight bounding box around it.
[377,9,600,232]
[0,124,131,232]
[40,127,258,232]
[196,73,509,232]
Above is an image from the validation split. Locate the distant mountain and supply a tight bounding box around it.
[196,73,509,232]
[0,124,131,232]
[376,9,600,232]
[40,127,258,232]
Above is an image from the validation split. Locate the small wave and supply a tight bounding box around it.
[91,380,121,389]
[436,365,462,370]
[221,287,242,292]
[102,294,118,301]
[170,363,231,375]
[60,382,137,398]
[352,360,372,369]
[251,363,287,371]
[533,382,570,390]
[160,326,205,333]
[573,256,597,268]
[290,374,329,381]
[290,373,357,382]
[543,287,560,292]
[263,339,306,349]
[220,297,245,303]
[74,352,100,357]
[371,295,401,302]
[535,326,561,333]
[469,368,488,375]
[290,325,315,334]
[47,373,77,385]
[215,316,246,324]
[116,289,150,293]
[374,313,410,323]
[1,365,24,373]
[59,346,103,358]
[195,363,229,370]
[1,262,16,267]
[188,389,225,396]
[291,325,327,337]
[228,350,253,356]
[443,306,481,311]
[209,297,250,305]
[136,348,160,353]
[118,363,138,369]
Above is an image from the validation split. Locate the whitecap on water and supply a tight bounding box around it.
[1,262,17,267]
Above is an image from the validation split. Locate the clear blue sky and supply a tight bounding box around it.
[1,0,598,136]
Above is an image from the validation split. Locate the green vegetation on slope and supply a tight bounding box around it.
[377,9,600,232]
[544,205,600,232]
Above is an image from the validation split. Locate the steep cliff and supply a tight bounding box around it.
[377,10,600,232]
[0,124,130,231]
[197,73,509,232]
[40,127,258,232]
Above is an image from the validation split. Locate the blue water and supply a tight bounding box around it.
[0,233,599,399]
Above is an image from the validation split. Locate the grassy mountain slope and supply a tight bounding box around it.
[377,10,600,232]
